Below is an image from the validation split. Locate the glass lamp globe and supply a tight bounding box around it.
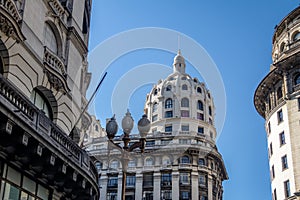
[138,114,150,138]
[121,110,134,134]
[106,115,118,140]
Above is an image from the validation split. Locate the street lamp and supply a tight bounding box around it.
[105,110,150,200]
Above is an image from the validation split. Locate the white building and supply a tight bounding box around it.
[254,6,300,200]
[86,50,228,200]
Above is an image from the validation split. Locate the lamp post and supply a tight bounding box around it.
[106,110,150,200]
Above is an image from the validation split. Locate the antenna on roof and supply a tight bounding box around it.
[178,35,181,50]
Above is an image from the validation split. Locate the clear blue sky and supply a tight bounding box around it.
[88,1,298,199]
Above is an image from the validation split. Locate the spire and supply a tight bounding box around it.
[173,49,186,73]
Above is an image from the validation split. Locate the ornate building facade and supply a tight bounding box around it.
[254,6,300,200]
[86,51,228,200]
[0,0,99,199]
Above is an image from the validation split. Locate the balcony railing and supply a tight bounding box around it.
[0,74,97,184]
[43,47,66,77]
[0,0,22,22]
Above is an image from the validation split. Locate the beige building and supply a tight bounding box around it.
[254,6,300,200]
[0,0,99,199]
[85,51,228,200]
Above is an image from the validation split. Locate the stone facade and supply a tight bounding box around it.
[0,0,99,199]
[254,6,300,200]
[86,51,228,200]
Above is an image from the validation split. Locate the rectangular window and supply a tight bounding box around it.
[165,111,173,118]
[161,190,172,200]
[282,155,288,170]
[270,143,273,156]
[273,189,277,200]
[271,165,275,179]
[161,173,172,186]
[180,172,190,185]
[152,114,157,122]
[146,140,155,147]
[181,125,189,131]
[284,180,291,198]
[181,191,190,199]
[268,122,271,134]
[198,127,204,134]
[181,110,190,117]
[277,109,283,123]
[197,113,204,120]
[279,132,286,146]
[126,175,136,187]
[108,176,118,187]
[199,173,207,187]
[107,192,117,200]
[143,173,153,187]
[165,125,172,132]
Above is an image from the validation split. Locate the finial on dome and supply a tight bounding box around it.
[173,49,186,74]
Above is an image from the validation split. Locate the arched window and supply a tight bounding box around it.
[280,42,285,53]
[277,87,283,99]
[198,158,205,166]
[153,102,158,112]
[295,74,300,85]
[162,157,171,165]
[180,156,190,164]
[30,89,52,119]
[95,125,99,132]
[197,100,203,110]
[181,98,189,107]
[165,98,173,109]
[209,106,212,116]
[44,23,58,54]
[154,89,158,95]
[145,157,154,166]
[197,87,202,93]
[182,84,188,90]
[166,85,172,91]
[293,32,300,41]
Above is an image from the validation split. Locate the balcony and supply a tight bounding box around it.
[43,47,69,92]
[0,0,25,42]
[0,74,99,199]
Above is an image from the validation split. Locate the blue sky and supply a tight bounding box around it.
[88,1,298,199]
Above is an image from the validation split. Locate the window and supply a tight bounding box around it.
[146,140,155,147]
[110,160,119,169]
[279,132,286,145]
[280,42,285,52]
[181,125,189,131]
[161,139,172,145]
[44,23,58,54]
[182,84,188,90]
[284,180,291,198]
[165,125,172,132]
[277,109,283,123]
[181,98,189,107]
[273,189,277,200]
[95,125,99,132]
[268,122,271,134]
[161,173,172,186]
[198,126,204,134]
[161,190,172,200]
[207,93,211,99]
[271,165,275,179]
[277,87,283,99]
[108,176,118,187]
[180,156,190,164]
[162,157,171,165]
[30,89,52,119]
[197,100,203,110]
[126,175,136,187]
[199,173,207,186]
[152,102,158,112]
[152,114,158,122]
[209,106,212,116]
[165,111,173,118]
[165,98,173,109]
[180,172,190,185]
[107,192,117,200]
[166,85,172,91]
[181,110,189,117]
[295,74,300,85]
[198,158,205,166]
[154,89,158,95]
[293,32,300,41]
[181,191,190,200]
[128,159,136,167]
[143,173,153,187]
[95,162,102,172]
[143,191,153,200]
[145,157,154,166]
[179,139,191,144]
[270,143,273,156]
[197,87,202,93]
[298,98,300,110]
[197,113,204,120]
[282,155,288,170]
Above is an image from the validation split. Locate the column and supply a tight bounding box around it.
[172,170,179,199]
[135,173,143,200]
[191,171,199,200]
[283,71,290,99]
[117,172,122,200]
[153,172,161,200]
[100,175,108,200]
[207,174,213,200]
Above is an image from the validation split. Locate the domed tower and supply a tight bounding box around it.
[254,6,300,199]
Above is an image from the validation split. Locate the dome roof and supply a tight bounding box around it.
[173,50,186,74]
[173,50,185,65]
